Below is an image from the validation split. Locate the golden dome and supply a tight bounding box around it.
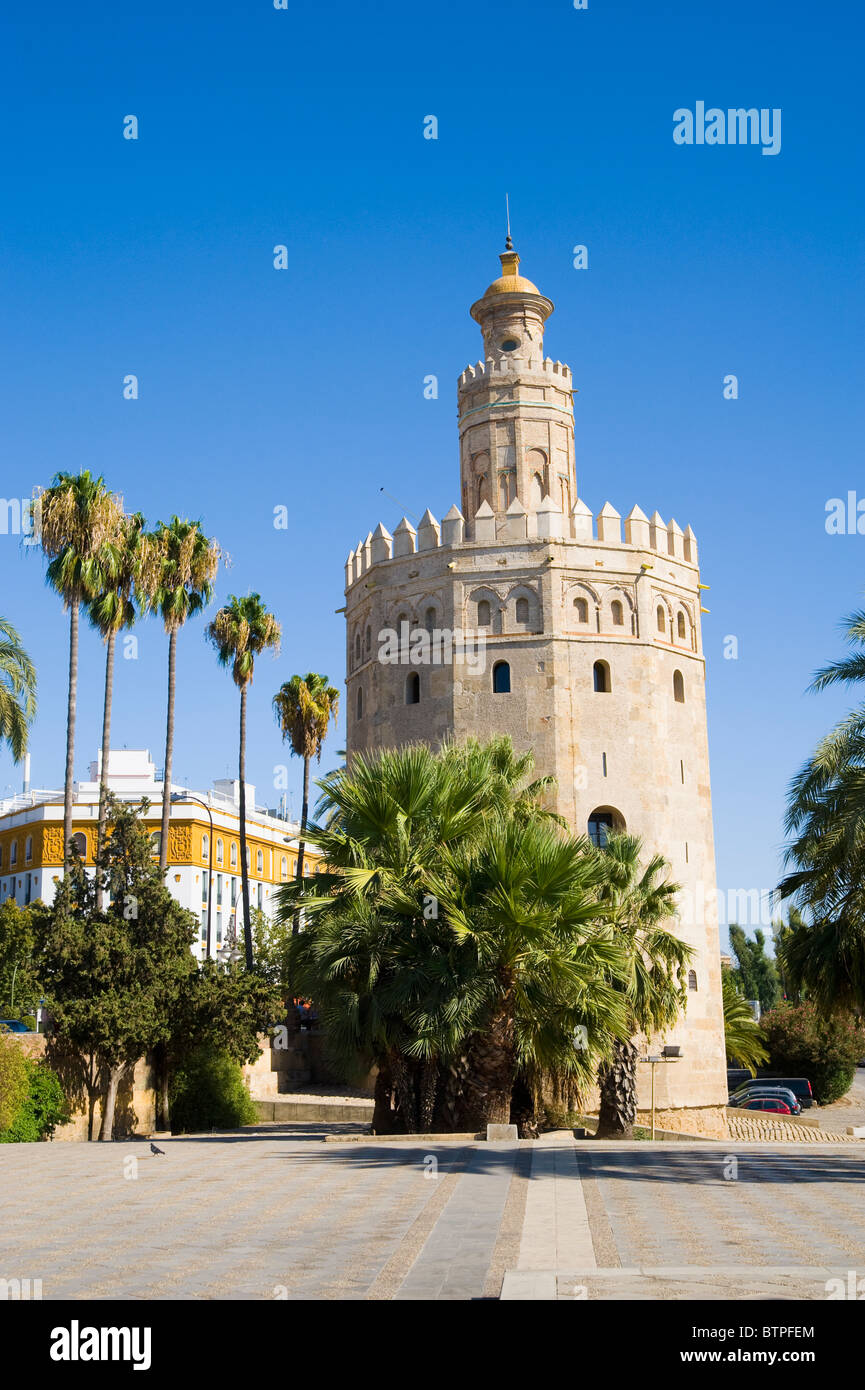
[480,248,542,298]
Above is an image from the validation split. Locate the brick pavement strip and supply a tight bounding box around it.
[3,1132,864,1301]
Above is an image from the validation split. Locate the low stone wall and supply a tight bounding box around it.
[7,1033,157,1142]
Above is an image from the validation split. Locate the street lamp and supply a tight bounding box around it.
[171,792,214,962]
[217,910,242,970]
[639,1049,683,1140]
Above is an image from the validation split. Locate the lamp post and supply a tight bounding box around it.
[639,1049,683,1140]
[171,792,214,962]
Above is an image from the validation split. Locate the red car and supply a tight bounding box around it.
[738,1097,792,1115]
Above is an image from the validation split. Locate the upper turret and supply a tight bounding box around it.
[459,242,576,535]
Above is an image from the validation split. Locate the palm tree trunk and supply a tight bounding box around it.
[63,601,79,871]
[595,1038,639,1138]
[238,683,253,970]
[292,755,310,937]
[464,999,517,1127]
[95,630,116,911]
[159,628,177,875]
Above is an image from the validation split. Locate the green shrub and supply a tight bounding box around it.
[0,1060,69,1142]
[169,1047,258,1134]
[0,1032,29,1132]
[760,1001,865,1104]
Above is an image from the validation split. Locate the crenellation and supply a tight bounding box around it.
[667,518,685,560]
[596,501,622,545]
[417,508,441,551]
[624,504,651,549]
[370,522,393,565]
[392,516,417,558]
[572,498,594,540]
[441,504,465,547]
[649,510,667,551]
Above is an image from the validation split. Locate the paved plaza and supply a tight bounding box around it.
[2,1125,865,1300]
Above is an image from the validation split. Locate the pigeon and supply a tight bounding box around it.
[150,1142,165,1156]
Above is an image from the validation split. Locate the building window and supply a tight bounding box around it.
[657,605,666,633]
[231,877,237,907]
[673,670,685,703]
[587,812,615,848]
[593,660,611,693]
[515,596,529,624]
[406,672,420,704]
[281,855,288,881]
[217,873,223,907]
[574,597,589,623]
[477,599,491,627]
[202,875,208,903]
[202,833,209,862]
[356,686,363,720]
[216,915,223,946]
[0,846,3,869]
[216,837,224,865]
[256,849,264,874]
[611,600,624,626]
[25,874,32,905]
[149,831,160,859]
[677,611,686,640]
[10,840,18,867]
[492,661,511,694]
[602,752,608,778]
[230,841,238,868]
[424,608,436,634]
[354,632,361,662]
[70,834,87,861]
[257,882,263,910]
[688,969,698,991]
[680,759,685,783]
[365,624,371,653]
[200,913,207,943]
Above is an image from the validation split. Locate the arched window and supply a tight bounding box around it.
[256,849,264,874]
[677,612,686,640]
[24,836,32,863]
[516,596,529,624]
[593,660,611,693]
[406,672,420,705]
[477,599,491,627]
[530,472,544,507]
[499,471,515,509]
[673,669,685,703]
[688,969,698,992]
[365,624,371,653]
[424,607,436,634]
[587,812,614,848]
[574,597,589,624]
[202,833,209,862]
[0,846,3,870]
[10,840,18,866]
[354,632,361,662]
[230,841,238,868]
[281,855,288,881]
[477,475,489,509]
[657,605,666,634]
[492,661,511,694]
[611,600,624,626]
[356,686,363,720]
[216,837,224,865]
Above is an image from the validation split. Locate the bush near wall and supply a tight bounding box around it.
[169,1047,259,1134]
[0,1053,69,1142]
[760,1001,865,1105]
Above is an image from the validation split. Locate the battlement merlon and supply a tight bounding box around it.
[345,502,700,591]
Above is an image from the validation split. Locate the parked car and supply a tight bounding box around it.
[754,1076,814,1109]
[735,1096,793,1115]
[729,1085,802,1115]
[0,1019,30,1033]
[727,1067,753,1093]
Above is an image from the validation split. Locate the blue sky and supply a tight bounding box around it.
[2,0,864,946]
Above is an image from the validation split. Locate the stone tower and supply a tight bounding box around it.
[343,243,729,1137]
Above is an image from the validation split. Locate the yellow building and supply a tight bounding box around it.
[0,750,322,958]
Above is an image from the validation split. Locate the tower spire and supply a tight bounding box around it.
[505,193,512,251]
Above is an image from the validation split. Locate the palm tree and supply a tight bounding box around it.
[0,618,37,763]
[207,594,281,969]
[87,512,144,908]
[272,673,339,929]
[777,607,865,1012]
[277,739,627,1132]
[138,518,222,875]
[38,472,125,867]
[592,832,689,1139]
[721,970,767,1075]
